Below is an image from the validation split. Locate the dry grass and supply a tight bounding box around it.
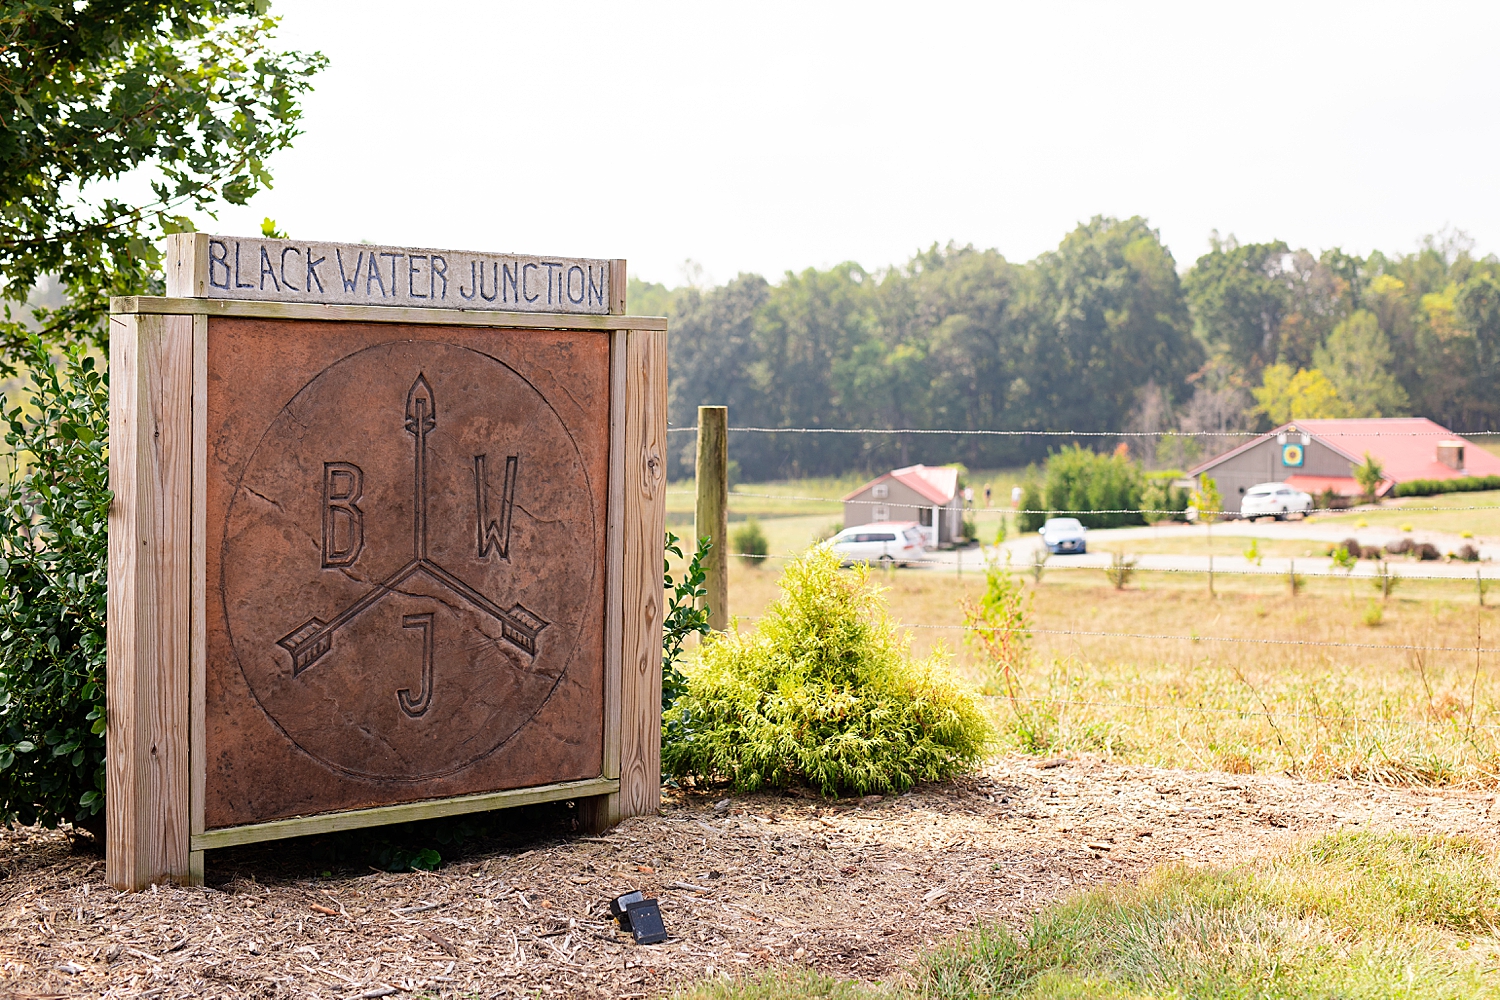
[1073,531,1337,559]
[1357,489,1500,537]
[702,559,1500,788]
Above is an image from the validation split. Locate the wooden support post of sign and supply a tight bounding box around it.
[109,237,666,886]
[107,312,195,890]
[615,325,669,818]
[695,406,729,629]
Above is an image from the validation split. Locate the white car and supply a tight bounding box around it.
[1039,517,1087,554]
[1240,482,1312,519]
[825,523,926,567]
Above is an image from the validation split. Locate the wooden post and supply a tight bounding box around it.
[1481,568,1486,608]
[107,313,195,890]
[615,327,668,820]
[1208,554,1214,597]
[695,406,729,630]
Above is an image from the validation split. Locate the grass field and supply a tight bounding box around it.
[1354,490,1500,537]
[667,473,1500,787]
[697,546,1500,787]
[678,831,1500,999]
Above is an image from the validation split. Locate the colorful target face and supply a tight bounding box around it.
[1281,443,1305,467]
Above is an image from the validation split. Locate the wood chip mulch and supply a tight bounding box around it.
[3,754,1496,998]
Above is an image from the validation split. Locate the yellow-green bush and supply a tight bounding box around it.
[661,548,989,795]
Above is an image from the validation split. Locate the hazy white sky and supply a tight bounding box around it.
[207,1,1500,286]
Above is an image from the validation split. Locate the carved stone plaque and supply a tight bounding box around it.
[203,318,609,828]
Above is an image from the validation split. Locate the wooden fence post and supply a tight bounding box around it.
[106,312,194,890]
[695,406,729,630]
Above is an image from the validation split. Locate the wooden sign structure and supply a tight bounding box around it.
[106,233,667,890]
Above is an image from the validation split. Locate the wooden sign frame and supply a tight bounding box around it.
[106,259,667,891]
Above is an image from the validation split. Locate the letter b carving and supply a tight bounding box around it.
[323,462,364,567]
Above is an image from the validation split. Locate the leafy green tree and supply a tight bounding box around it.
[1362,233,1496,431]
[1,1,326,354]
[874,243,1031,470]
[1140,475,1190,524]
[1455,270,1500,376]
[1251,364,1350,423]
[1030,217,1202,439]
[1313,310,1409,417]
[747,263,881,476]
[665,274,770,478]
[626,276,674,319]
[0,2,321,831]
[1182,238,1293,377]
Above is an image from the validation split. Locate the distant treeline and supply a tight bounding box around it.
[633,218,1500,482]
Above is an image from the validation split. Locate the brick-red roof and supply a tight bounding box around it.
[1190,418,1500,483]
[843,464,958,505]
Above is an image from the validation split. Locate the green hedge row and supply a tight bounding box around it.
[1392,475,1500,498]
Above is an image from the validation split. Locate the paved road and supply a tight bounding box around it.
[914,518,1498,581]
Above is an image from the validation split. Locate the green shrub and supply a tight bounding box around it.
[1016,446,1145,531]
[0,339,111,831]
[661,547,989,796]
[1393,474,1500,498]
[1140,474,1190,524]
[1016,469,1045,532]
[731,517,769,565]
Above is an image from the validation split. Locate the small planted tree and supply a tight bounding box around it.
[1104,550,1138,590]
[1190,475,1223,526]
[1372,560,1400,600]
[1028,544,1050,584]
[963,562,1032,696]
[1354,452,1386,503]
[964,562,1050,750]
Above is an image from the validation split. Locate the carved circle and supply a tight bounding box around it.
[220,341,596,780]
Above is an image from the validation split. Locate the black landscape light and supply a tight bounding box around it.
[609,890,668,945]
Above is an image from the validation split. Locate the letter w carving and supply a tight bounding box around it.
[475,454,518,559]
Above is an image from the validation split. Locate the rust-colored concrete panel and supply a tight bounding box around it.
[204,319,609,829]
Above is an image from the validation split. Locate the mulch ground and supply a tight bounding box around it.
[3,755,1496,999]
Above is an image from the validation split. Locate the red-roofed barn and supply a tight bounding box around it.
[1188,418,1500,512]
[843,464,963,546]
